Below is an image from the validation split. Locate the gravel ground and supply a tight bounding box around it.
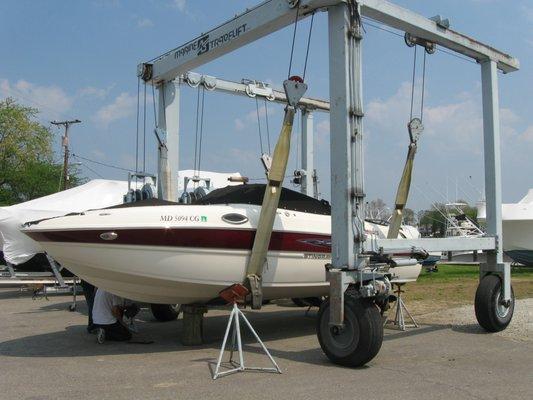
[419,298,532,342]
[1,289,532,400]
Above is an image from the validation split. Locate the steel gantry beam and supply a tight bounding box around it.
[139,0,518,85]
[181,72,329,112]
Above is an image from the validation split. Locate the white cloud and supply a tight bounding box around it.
[137,18,153,28]
[520,125,533,142]
[522,4,533,22]
[0,79,72,118]
[94,92,137,127]
[233,104,276,132]
[365,82,519,153]
[234,118,245,131]
[77,85,114,99]
[172,0,186,12]
[91,149,106,160]
[316,119,329,145]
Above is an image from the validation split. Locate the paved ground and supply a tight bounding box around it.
[0,288,531,400]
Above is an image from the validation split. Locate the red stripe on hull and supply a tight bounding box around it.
[25,228,332,253]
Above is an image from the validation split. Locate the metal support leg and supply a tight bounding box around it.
[213,303,281,379]
[480,60,510,301]
[301,109,314,197]
[156,80,180,201]
[45,255,66,287]
[327,2,366,327]
[6,262,16,278]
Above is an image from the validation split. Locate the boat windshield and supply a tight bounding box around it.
[193,184,331,215]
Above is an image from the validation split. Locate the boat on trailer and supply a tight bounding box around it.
[22,184,421,305]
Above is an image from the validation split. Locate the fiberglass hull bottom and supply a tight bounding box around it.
[37,242,332,304]
[34,242,421,304]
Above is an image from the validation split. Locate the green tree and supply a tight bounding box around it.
[402,207,416,226]
[0,98,83,205]
[419,203,447,237]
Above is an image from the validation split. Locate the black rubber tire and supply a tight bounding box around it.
[475,275,515,332]
[150,304,181,322]
[317,297,383,367]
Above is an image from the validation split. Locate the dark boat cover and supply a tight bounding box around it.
[194,184,331,215]
[106,184,331,215]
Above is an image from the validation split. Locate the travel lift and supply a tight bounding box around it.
[137,0,519,367]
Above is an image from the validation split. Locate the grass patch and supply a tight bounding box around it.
[418,264,533,283]
[401,264,533,316]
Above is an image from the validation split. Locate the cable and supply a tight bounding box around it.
[409,46,417,121]
[295,109,300,170]
[197,86,206,174]
[302,12,315,81]
[437,47,478,65]
[420,50,427,121]
[361,17,403,38]
[71,153,135,172]
[151,83,157,128]
[287,6,300,78]
[79,161,104,178]
[255,97,264,154]
[135,78,140,174]
[263,98,271,154]
[193,86,201,175]
[143,82,147,173]
[361,16,477,66]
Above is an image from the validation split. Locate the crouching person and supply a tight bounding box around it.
[92,288,132,344]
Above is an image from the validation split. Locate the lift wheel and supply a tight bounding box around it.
[317,297,383,367]
[475,275,515,332]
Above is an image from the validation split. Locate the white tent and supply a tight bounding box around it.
[0,180,134,265]
[1,171,243,265]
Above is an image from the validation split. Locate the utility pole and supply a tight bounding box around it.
[51,119,81,190]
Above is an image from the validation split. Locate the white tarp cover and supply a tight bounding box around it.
[0,180,133,265]
[0,171,243,265]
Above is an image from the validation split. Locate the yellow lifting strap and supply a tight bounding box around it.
[246,78,307,309]
[387,117,423,239]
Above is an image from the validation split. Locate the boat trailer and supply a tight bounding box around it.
[137,0,519,367]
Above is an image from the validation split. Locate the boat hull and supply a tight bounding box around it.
[23,203,421,304]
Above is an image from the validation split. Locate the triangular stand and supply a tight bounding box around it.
[386,282,418,331]
[213,303,281,379]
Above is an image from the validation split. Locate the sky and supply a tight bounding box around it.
[1,0,532,211]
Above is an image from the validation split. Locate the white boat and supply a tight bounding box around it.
[22,185,421,305]
[440,203,485,264]
[478,190,533,266]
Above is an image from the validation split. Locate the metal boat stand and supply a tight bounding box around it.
[386,282,418,331]
[213,302,281,380]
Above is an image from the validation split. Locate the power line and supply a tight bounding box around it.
[1,84,73,120]
[78,162,104,178]
[71,153,135,173]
